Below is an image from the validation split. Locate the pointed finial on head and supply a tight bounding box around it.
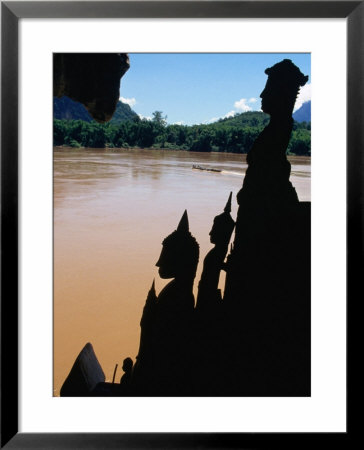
[177,210,189,233]
[146,278,157,304]
[150,278,156,294]
[224,192,232,213]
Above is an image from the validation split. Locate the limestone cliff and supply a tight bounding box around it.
[53,53,130,123]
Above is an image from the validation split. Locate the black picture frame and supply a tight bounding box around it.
[1,1,360,448]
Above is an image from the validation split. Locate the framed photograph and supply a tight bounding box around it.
[2,1,359,448]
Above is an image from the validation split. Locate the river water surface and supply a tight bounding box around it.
[54,148,310,395]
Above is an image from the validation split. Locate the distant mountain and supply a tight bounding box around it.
[109,101,138,123]
[54,96,138,123]
[212,111,270,128]
[293,101,311,123]
[208,109,312,129]
[54,96,93,122]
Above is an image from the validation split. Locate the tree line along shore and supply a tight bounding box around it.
[54,111,311,156]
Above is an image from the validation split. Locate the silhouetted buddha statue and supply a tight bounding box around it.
[222,60,311,396]
[227,59,309,276]
[155,210,199,313]
[132,280,157,393]
[237,59,308,211]
[119,357,133,395]
[196,192,235,312]
[153,210,199,394]
[192,194,235,395]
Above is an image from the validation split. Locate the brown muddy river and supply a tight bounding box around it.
[53,148,310,395]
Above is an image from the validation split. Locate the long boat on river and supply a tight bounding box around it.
[192,164,222,173]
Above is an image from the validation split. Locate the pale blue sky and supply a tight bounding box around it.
[119,53,311,126]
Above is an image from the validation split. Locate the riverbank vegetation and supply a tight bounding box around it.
[54,110,311,156]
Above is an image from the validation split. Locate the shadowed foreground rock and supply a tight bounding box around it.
[53,53,130,123]
[60,343,105,396]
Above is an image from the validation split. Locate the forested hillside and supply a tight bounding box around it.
[54,110,311,156]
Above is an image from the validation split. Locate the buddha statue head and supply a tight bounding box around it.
[209,192,235,246]
[260,59,308,117]
[122,357,133,374]
[156,210,199,280]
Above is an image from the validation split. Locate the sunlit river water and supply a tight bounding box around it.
[53,148,310,395]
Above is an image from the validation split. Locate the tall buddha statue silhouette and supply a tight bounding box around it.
[196,192,235,312]
[226,59,309,284]
[152,210,199,395]
[222,59,311,396]
[193,194,235,395]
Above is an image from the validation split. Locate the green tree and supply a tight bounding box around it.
[152,111,167,127]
